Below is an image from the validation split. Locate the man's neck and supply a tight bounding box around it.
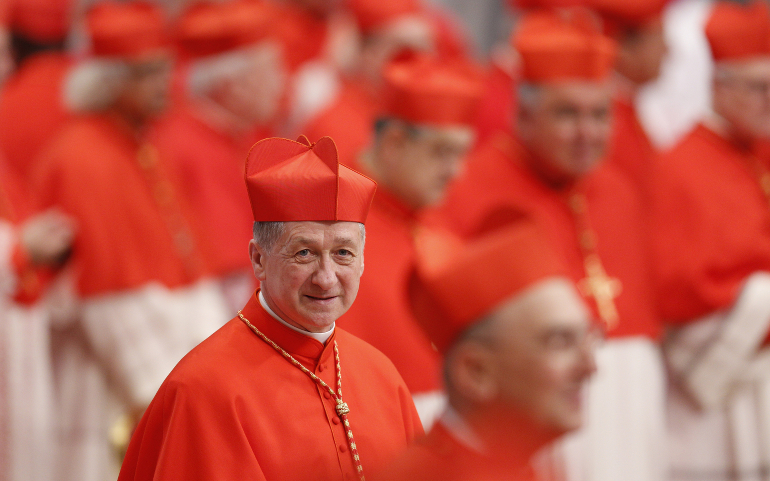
[258,290,335,344]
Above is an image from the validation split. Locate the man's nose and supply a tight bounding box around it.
[311,257,337,290]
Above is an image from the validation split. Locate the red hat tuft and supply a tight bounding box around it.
[382,52,484,126]
[409,219,568,353]
[86,1,169,59]
[347,0,422,34]
[706,0,770,62]
[8,0,73,43]
[245,136,377,223]
[175,1,277,61]
[513,9,617,82]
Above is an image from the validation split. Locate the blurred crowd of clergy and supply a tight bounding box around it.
[2,0,770,480]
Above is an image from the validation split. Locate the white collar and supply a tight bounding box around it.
[439,406,486,454]
[258,290,335,344]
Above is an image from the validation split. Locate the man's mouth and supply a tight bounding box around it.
[305,295,337,302]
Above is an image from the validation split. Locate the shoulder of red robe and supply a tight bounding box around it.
[244,136,377,223]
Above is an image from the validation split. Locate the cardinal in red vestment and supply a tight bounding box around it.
[430,10,666,481]
[152,1,288,309]
[377,221,596,481]
[338,51,483,428]
[30,4,230,481]
[118,135,423,481]
[650,3,770,480]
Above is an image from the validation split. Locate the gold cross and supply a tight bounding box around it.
[578,254,622,330]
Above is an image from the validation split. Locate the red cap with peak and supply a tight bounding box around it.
[409,220,568,353]
[706,0,770,61]
[382,52,484,126]
[245,136,377,223]
[86,1,168,58]
[513,9,617,82]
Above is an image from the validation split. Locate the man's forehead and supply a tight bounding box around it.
[719,57,770,78]
[537,80,613,103]
[415,124,476,145]
[492,278,590,333]
[281,221,362,243]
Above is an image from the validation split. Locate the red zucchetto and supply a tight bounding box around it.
[175,1,276,61]
[409,219,568,353]
[347,0,422,33]
[382,52,484,127]
[513,9,617,82]
[245,136,377,223]
[86,1,168,58]
[705,0,770,62]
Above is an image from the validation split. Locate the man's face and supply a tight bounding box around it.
[117,54,172,122]
[251,221,365,332]
[615,17,667,86]
[713,58,770,140]
[222,43,286,125]
[379,123,475,209]
[488,278,597,434]
[518,82,612,183]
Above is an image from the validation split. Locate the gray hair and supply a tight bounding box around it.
[252,221,366,253]
[188,43,279,98]
[63,59,130,113]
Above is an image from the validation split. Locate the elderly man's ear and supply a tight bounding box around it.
[447,341,498,404]
[249,239,267,282]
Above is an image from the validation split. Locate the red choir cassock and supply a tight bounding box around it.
[0,0,74,198]
[119,135,423,481]
[340,53,483,406]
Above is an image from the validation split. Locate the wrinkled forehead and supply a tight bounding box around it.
[522,80,613,109]
[280,221,364,246]
[410,123,476,145]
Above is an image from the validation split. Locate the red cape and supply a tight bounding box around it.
[119,291,424,481]
[430,131,661,339]
[0,53,72,192]
[31,115,207,296]
[150,104,257,277]
[651,124,770,323]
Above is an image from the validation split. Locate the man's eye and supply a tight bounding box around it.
[337,249,351,256]
[297,249,311,256]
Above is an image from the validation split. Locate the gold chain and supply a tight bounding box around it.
[237,311,365,480]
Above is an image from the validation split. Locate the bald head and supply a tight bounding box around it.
[445,277,596,442]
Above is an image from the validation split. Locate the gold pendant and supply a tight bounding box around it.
[336,400,350,416]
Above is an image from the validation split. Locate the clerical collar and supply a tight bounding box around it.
[258,290,335,344]
[439,407,486,454]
